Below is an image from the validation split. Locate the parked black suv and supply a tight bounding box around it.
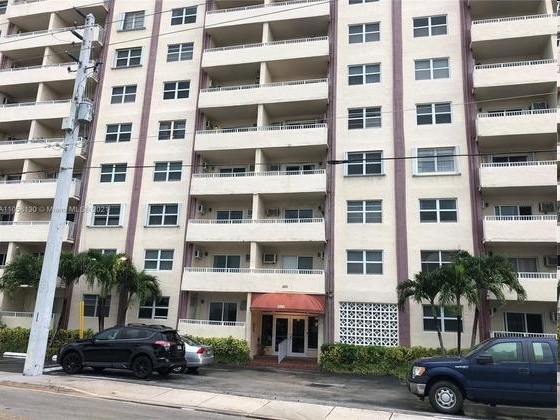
[57,324,186,379]
[408,336,557,415]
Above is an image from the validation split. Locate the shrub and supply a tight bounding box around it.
[191,336,250,365]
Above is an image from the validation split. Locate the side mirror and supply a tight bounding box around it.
[476,354,493,365]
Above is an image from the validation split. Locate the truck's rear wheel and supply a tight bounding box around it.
[428,380,463,415]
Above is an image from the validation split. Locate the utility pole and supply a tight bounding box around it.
[23,13,96,376]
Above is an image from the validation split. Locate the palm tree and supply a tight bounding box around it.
[84,250,123,331]
[56,251,90,330]
[397,268,448,354]
[0,253,43,298]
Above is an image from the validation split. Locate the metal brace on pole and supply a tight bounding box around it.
[23,13,96,376]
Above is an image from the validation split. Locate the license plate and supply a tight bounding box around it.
[177,345,182,350]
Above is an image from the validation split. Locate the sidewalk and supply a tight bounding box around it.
[0,369,457,420]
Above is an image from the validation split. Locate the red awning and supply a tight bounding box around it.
[251,293,325,314]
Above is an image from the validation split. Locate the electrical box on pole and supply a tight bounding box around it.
[23,13,96,376]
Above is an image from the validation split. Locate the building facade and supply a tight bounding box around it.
[0,0,557,359]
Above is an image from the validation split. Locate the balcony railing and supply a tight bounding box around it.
[189,217,323,225]
[178,319,246,327]
[0,311,54,319]
[0,99,71,109]
[196,122,326,135]
[472,13,555,25]
[184,267,324,275]
[0,61,83,73]
[0,177,81,186]
[474,59,556,70]
[517,272,557,279]
[491,331,556,338]
[204,36,328,53]
[480,160,556,168]
[4,24,105,39]
[193,169,325,178]
[0,220,75,239]
[477,108,556,118]
[208,0,326,14]
[201,78,327,93]
[484,215,556,222]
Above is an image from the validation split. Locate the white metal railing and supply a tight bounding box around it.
[516,272,557,279]
[472,13,554,25]
[278,339,288,363]
[0,61,80,73]
[0,221,75,239]
[189,217,323,224]
[475,59,556,70]
[480,160,556,168]
[0,177,81,185]
[197,122,326,135]
[204,36,328,53]
[193,169,325,178]
[484,215,556,221]
[178,319,246,327]
[0,311,55,319]
[12,0,46,4]
[0,99,71,109]
[491,331,556,338]
[478,109,556,118]
[208,0,326,15]
[4,24,104,39]
[184,267,324,275]
[201,78,327,93]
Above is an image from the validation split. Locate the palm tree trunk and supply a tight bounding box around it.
[470,306,479,348]
[57,282,75,330]
[456,297,461,355]
[116,284,128,325]
[430,304,445,354]
[97,296,105,331]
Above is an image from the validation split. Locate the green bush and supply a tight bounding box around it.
[0,326,93,359]
[319,343,462,381]
[191,336,250,365]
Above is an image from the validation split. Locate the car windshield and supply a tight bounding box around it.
[181,336,201,346]
[161,330,181,342]
[464,339,490,358]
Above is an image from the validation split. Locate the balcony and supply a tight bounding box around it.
[479,161,556,190]
[0,62,97,86]
[0,100,72,123]
[0,311,55,329]
[202,37,329,68]
[199,79,327,109]
[191,169,326,195]
[483,215,556,243]
[0,178,81,200]
[195,123,327,151]
[491,331,556,338]
[186,218,325,243]
[0,221,75,243]
[1,25,105,52]
[473,59,556,99]
[508,272,558,302]
[177,319,246,339]
[206,0,329,28]
[7,0,108,19]
[182,267,325,294]
[0,137,87,159]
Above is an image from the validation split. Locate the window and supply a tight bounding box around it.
[89,249,117,256]
[216,210,243,222]
[144,249,174,270]
[147,203,179,226]
[484,341,523,362]
[105,123,132,142]
[347,250,383,274]
[285,209,313,221]
[100,163,127,183]
[416,147,457,174]
[138,297,169,319]
[213,255,241,271]
[414,58,449,80]
[348,64,380,85]
[209,302,237,323]
[423,305,462,332]
[420,250,453,272]
[349,0,378,4]
[346,151,383,176]
[413,15,447,37]
[505,312,543,334]
[120,10,145,30]
[416,102,451,125]
[114,47,142,68]
[92,204,121,226]
[83,294,111,317]
[153,161,182,181]
[167,43,194,62]
[530,342,554,363]
[507,257,537,273]
[349,23,380,43]
[348,107,381,129]
[494,205,532,217]
[419,199,457,222]
[491,155,528,164]
[0,1,6,14]
[347,200,382,223]
[163,81,190,99]
[0,253,6,266]
[111,85,137,104]
[158,120,186,140]
[281,256,313,270]
[171,6,197,25]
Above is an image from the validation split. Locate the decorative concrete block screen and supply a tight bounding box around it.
[339,302,398,346]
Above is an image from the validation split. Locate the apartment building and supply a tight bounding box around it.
[0,0,556,359]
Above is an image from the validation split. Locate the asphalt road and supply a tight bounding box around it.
[0,358,556,420]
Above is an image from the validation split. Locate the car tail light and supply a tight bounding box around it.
[196,348,205,354]
[155,340,172,351]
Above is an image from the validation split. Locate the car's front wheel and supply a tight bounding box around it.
[131,355,153,379]
[61,352,83,374]
[428,380,463,415]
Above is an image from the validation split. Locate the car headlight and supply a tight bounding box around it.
[411,366,426,378]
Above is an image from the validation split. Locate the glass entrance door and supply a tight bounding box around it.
[290,318,305,355]
[272,316,307,357]
[274,318,288,352]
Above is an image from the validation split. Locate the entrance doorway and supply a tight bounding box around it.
[274,316,306,357]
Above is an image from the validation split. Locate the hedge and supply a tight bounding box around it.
[190,335,250,365]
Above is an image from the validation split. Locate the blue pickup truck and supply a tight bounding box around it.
[408,336,557,414]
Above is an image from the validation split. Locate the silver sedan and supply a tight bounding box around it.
[173,335,214,373]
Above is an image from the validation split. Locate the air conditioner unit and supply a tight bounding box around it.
[202,162,209,172]
[197,204,206,214]
[194,249,203,259]
[266,208,280,217]
[538,202,555,213]
[543,256,557,267]
[262,253,277,264]
[550,311,558,322]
